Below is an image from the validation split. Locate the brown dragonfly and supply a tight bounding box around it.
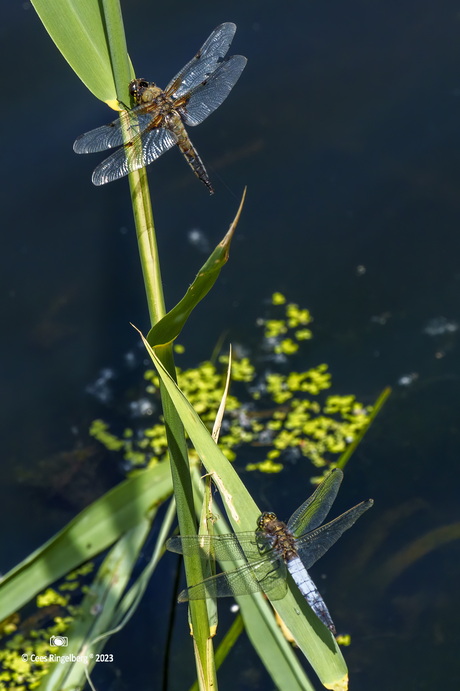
[73,23,247,193]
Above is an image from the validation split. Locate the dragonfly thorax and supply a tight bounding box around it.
[257,512,298,561]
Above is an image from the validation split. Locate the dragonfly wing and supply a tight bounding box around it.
[91,126,176,186]
[179,55,247,127]
[73,111,154,153]
[166,22,237,99]
[294,499,374,570]
[166,532,261,561]
[178,557,288,601]
[287,468,344,536]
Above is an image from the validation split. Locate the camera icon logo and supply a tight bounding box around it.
[50,635,68,647]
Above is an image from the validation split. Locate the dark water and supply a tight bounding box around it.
[1,1,459,689]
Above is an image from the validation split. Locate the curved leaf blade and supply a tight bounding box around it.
[0,462,172,621]
[147,190,245,347]
[138,334,351,689]
[31,0,133,104]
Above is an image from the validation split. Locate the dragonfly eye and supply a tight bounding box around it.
[257,512,277,530]
[129,79,149,99]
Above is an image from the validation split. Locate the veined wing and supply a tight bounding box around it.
[91,126,176,186]
[73,110,154,154]
[177,556,288,602]
[287,468,344,537]
[166,22,238,99]
[293,499,374,570]
[178,55,247,127]
[166,532,261,562]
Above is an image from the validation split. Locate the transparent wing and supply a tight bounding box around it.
[166,532,261,562]
[91,126,177,186]
[287,468,344,537]
[165,22,237,99]
[294,499,374,570]
[73,110,154,154]
[178,55,247,127]
[177,557,288,601]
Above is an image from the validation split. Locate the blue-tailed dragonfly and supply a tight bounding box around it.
[73,23,247,193]
[166,469,373,633]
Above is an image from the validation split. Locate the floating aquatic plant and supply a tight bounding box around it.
[91,293,373,477]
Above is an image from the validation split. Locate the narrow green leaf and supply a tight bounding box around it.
[139,334,350,689]
[0,463,172,621]
[214,613,245,671]
[241,596,317,691]
[189,469,316,691]
[31,0,134,104]
[37,519,152,691]
[147,190,245,347]
[336,386,391,469]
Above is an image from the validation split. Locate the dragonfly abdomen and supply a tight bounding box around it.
[166,112,214,194]
[287,556,336,634]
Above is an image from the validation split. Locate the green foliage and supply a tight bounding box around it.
[147,200,241,347]
[30,0,133,104]
[20,0,369,686]
[91,293,373,477]
[140,329,352,686]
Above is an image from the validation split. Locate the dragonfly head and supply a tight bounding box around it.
[257,512,277,531]
[129,78,161,105]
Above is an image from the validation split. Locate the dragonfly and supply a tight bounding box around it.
[73,22,247,193]
[166,469,373,633]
